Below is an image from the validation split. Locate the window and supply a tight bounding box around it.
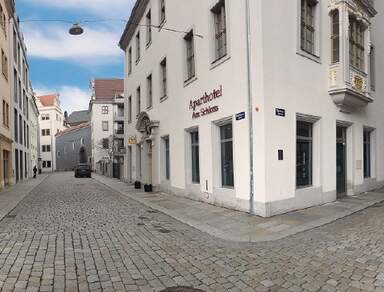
[136,87,141,117]
[160,0,166,24]
[185,30,195,81]
[136,32,141,63]
[212,0,227,60]
[191,130,200,183]
[296,121,313,187]
[0,4,6,34]
[146,10,152,46]
[41,114,50,120]
[102,138,109,149]
[14,109,17,142]
[101,106,109,114]
[102,121,109,131]
[2,100,9,127]
[57,151,60,157]
[42,129,50,136]
[147,74,153,109]
[220,123,234,187]
[370,45,375,91]
[300,0,317,55]
[160,58,167,99]
[331,10,340,63]
[1,49,8,80]
[349,17,365,71]
[363,129,371,178]
[128,47,132,75]
[43,161,51,168]
[163,136,170,180]
[42,145,51,153]
[81,138,84,145]
[128,96,132,123]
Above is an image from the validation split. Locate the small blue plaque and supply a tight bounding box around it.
[236,112,246,121]
[275,108,286,117]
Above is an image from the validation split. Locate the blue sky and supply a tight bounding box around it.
[16,0,135,114]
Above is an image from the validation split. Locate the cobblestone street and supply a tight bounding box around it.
[1,173,384,292]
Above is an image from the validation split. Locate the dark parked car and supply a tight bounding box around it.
[74,163,92,178]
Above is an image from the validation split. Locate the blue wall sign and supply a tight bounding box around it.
[275,108,286,117]
[236,112,246,121]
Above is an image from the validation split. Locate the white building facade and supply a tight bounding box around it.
[90,79,124,177]
[120,0,383,217]
[9,16,33,182]
[28,92,39,176]
[36,94,65,172]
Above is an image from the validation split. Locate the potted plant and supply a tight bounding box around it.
[134,181,141,189]
[144,184,153,192]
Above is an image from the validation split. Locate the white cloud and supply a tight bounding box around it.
[23,24,123,64]
[35,85,90,114]
[20,0,135,18]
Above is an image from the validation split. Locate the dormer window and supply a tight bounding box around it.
[349,17,365,71]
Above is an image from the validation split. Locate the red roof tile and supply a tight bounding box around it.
[93,79,124,99]
[37,94,57,107]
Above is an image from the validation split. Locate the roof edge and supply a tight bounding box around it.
[119,0,150,50]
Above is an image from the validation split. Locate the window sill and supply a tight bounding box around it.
[184,76,197,87]
[146,106,153,111]
[296,50,321,64]
[210,54,230,70]
[160,95,168,103]
[146,41,152,49]
[135,58,141,65]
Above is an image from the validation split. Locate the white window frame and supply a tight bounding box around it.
[146,74,153,109]
[296,0,321,62]
[160,57,167,101]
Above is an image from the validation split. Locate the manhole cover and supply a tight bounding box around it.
[160,287,204,292]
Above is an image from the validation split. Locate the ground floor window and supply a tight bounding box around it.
[190,130,200,183]
[220,123,234,188]
[42,161,52,168]
[162,136,170,180]
[296,120,313,187]
[363,129,371,178]
[136,145,142,179]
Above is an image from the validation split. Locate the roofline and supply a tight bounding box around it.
[119,0,150,50]
[56,122,91,137]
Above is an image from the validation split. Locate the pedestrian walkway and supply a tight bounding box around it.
[94,174,384,243]
[0,174,49,221]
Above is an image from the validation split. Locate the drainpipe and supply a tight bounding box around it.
[245,0,255,214]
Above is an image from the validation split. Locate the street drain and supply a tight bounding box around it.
[147,210,158,214]
[5,214,16,218]
[137,222,145,226]
[157,228,171,234]
[160,287,204,292]
[138,216,150,220]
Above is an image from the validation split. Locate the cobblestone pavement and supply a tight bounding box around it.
[1,173,384,292]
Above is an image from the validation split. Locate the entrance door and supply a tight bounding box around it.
[3,151,9,187]
[146,141,152,185]
[336,126,347,197]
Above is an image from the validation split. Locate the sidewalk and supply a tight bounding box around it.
[0,174,49,221]
[94,174,384,243]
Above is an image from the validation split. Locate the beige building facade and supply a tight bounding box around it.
[0,0,14,189]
